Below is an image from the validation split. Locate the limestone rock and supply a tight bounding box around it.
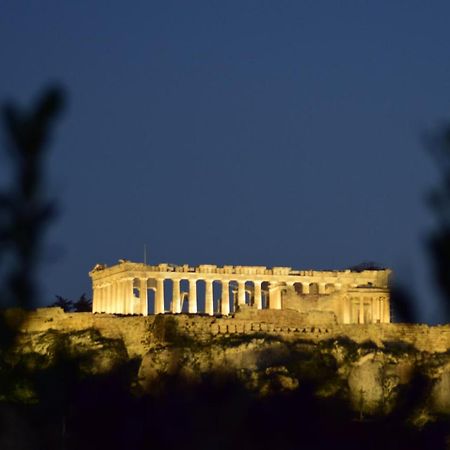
[430,364,450,414]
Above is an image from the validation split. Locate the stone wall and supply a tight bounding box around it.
[16,307,450,357]
[4,307,450,419]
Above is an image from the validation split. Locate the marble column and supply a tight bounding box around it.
[100,285,106,313]
[188,279,197,313]
[108,283,114,314]
[97,285,102,313]
[106,283,112,313]
[100,285,105,313]
[139,279,148,316]
[302,283,310,294]
[112,281,119,314]
[123,279,133,314]
[221,280,230,315]
[380,298,384,323]
[318,282,326,294]
[171,279,181,313]
[99,285,105,313]
[122,281,127,314]
[237,280,246,306]
[269,283,282,309]
[117,280,124,314]
[155,278,165,314]
[254,281,262,309]
[342,296,350,324]
[92,285,98,313]
[205,279,214,316]
[108,281,116,314]
[92,286,98,313]
[115,280,121,314]
[118,280,124,314]
[382,297,390,323]
[359,298,364,324]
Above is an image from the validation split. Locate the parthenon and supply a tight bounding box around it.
[90,261,391,324]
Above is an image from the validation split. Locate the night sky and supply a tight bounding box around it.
[2,2,450,323]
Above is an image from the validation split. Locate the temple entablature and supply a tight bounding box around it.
[89,261,391,324]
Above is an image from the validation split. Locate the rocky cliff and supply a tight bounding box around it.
[4,307,449,423]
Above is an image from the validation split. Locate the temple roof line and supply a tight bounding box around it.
[90,261,391,290]
[91,260,390,276]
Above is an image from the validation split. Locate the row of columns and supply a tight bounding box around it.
[168,278,266,315]
[92,279,352,317]
[93,279,389,323]
[93,278,142,315]
[342,296,390,324]
[93,278,271,316]
[300,282,341,294]
[92,278,390,324]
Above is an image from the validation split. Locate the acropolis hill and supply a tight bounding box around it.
[5,260,450,420]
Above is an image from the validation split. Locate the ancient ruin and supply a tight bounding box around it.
[4,261,448,428]
[90,261,391,324]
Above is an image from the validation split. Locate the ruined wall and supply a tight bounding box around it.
[282,287,342,316]
[4,307,449,420]
[15,307,450,356]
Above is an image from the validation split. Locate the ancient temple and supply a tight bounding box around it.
[89,261,391,324]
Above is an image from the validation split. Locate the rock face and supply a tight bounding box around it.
[19,328,128,374]
[348,355,385,412]
[4,308,450,422]
[431,363,450,414]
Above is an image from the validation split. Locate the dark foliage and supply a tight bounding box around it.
[348,261,385,272]
[49,294,92,312]
[0,87,65,309]
[50,295,73,312]
[72,293,92,312]
[0,87,65,357]
[390,284,417,323]
[0,350,447,450]
[426,124,450,322]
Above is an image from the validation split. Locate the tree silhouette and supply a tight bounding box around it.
[0,86,65,310]
[348,261,384,272]
[73,293,92,312]
[426,124,450,322]
[0,86,65,358]
[50,294,73,312]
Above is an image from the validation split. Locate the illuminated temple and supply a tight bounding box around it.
[89,261,391,324]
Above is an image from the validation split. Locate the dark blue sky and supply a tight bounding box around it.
[2,1,450,323]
